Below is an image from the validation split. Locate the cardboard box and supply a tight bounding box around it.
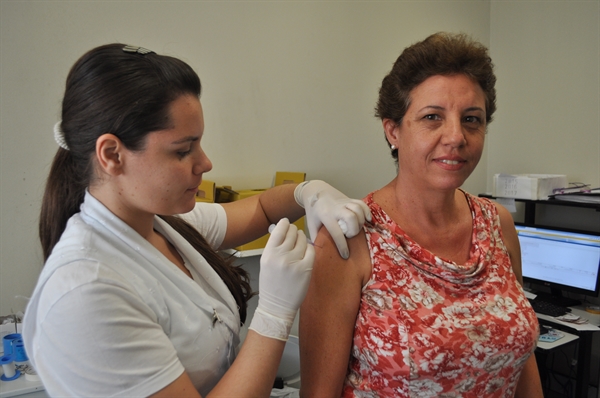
[274,171,306,186]
[195,180,215,203]
[492,174,568,200]
[215,186,236,203]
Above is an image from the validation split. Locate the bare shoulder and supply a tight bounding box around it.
[313,225,372,287]
[491,201,523,283]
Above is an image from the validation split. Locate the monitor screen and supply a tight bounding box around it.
[515,225,600,298]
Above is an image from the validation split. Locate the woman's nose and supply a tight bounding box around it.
[193,149,212,175]
[441,118,467,147]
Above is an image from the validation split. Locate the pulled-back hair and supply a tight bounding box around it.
[376,32,497,160]
[40,43,253,323]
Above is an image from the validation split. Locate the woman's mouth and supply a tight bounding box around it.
[435,157,466,170]
[438,159,462,165]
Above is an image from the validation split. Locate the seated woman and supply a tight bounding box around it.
[299,32,543,397]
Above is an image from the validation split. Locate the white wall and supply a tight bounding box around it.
[1,0,599,394]
[0,0,490,315]
[489,1,599,189]
[488,2,600,237]
[489,3,600,395]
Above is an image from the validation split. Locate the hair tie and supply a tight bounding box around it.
[53,121,69,151]
[122,45,155,55]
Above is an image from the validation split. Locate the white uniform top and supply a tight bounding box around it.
[23,192,240,397]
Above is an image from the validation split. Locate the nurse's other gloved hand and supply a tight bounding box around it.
[248,218,314,341]
[294,180,371,259]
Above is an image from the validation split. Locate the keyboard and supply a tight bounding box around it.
[528,299,571,317]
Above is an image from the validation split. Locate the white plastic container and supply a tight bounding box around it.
[493,174,567,200]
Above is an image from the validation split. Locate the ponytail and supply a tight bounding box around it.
[39,148,92,261]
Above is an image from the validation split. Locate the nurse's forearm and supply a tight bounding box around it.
[150,331,286,398]
[258,183,304,225]
[208,330,286,398]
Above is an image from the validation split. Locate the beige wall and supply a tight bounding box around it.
[2,0,599,318]
[1,0,599,394]
[0,0,491,315]
[489,2,600,392]
[489,1,599,190]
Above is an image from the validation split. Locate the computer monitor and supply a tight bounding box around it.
[515,224,600,306]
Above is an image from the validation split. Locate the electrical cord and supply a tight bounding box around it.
[545,344,576,398]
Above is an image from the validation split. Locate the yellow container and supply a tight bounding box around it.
[195,180,215,203]
[274,171,306,186]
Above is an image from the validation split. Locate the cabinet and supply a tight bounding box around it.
[480,194,600,398]
[479,194,600,230]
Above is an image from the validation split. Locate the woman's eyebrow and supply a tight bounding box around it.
[171,136,200,145]
[464,106,485,113]
[419,105,485,112]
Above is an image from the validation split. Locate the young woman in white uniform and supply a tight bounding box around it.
[22,44,370,397]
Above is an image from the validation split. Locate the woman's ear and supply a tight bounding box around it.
[382,119,399,148]
[96,134,124,176]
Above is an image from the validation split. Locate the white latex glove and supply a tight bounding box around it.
[249,218,314,341]
[294,180,372,259]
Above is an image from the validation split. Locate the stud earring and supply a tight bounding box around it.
[391,145,396,150]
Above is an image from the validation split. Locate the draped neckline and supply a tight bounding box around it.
[364,190,497,286]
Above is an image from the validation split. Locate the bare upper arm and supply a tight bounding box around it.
[217,184,303,250]
[219,195,270,249]
[299,227,371,397]
[494,202,523,285]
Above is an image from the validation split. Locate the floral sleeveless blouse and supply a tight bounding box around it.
[342,191,539,398]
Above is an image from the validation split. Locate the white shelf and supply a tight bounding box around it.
[221,248,264,258]
[0,374,47,398]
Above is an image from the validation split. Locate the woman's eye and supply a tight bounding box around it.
[424,114,440,121]
[464,116,481,124]
[177,148,192,158]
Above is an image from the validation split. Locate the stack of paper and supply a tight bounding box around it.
[550,187,600,204]
[556,313,589,324]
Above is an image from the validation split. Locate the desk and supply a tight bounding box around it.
[536,328,579,351]
[0,375,47,398]
[535,306,600,398]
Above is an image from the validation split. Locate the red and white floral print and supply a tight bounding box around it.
[343,192,538,398]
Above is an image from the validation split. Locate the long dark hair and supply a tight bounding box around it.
[40,43,253,323]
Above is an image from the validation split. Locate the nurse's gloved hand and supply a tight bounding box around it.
[249,218,314,341]
[294,180,371,259]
